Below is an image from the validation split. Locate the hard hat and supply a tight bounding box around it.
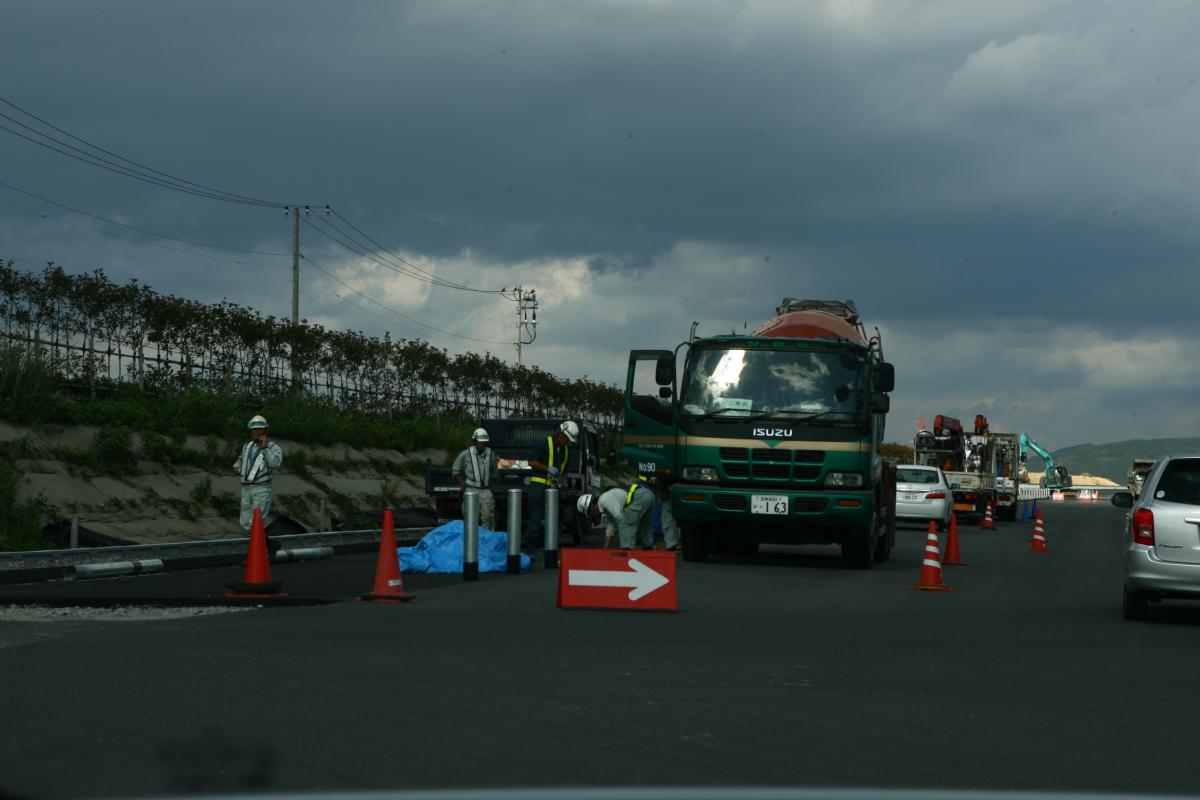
[576,494,594,516]
[247,415,269,430]
[472,427,489,442]
[560,420,579,443]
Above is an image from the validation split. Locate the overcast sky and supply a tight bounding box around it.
[3,0,1199,450]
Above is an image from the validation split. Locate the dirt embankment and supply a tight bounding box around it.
[1,420,446,545]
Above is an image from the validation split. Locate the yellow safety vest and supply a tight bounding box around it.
[530,435,568,486]
[625,476,652,508]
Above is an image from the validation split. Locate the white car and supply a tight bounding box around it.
[895,464,953,530]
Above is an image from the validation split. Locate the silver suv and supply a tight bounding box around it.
[1112,455,1200,620]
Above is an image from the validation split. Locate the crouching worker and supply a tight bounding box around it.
[576,475,656,550]
[232,415,283,534]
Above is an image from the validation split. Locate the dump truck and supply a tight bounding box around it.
[913,414,997,521]
[622,298,897,567]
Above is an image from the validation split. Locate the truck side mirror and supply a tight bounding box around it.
[1111,492,1133,508]
[870,392,890,414]
[655,354,674,386]
[658,386,673,399]
[875,362,895,393]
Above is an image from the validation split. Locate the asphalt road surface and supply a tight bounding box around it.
[3,501,1199,798]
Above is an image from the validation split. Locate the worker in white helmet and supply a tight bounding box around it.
[231,415,284,534]
[576,471,656,550]
[452,428,499,529]
[526,420,578,549]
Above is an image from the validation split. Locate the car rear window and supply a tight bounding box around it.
[897,468,939,484]
[1153,459,1200,505]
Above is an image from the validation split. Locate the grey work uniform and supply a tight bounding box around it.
[452,445,499,529]
[233,440,284,532]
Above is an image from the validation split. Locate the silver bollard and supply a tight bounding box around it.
[64,559,163,581]
[507,487,523,575]
[462,489,480,581]
[272,546,335,563]
[544,486,560,569]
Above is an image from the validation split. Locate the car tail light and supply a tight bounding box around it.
[925,492,946,499]
[1132,508,1155,546]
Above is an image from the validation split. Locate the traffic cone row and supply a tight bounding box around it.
[1029,510,1048,554]
[910,522,952,591]
[225,507,417,603]
[909,503,1054,591]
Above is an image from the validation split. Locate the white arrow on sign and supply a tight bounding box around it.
[567,558,670,601]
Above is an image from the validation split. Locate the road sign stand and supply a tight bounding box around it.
[557,548,677,612]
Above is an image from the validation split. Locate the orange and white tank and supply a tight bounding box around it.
[753,310,866,345]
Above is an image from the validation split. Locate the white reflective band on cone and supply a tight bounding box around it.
[922,559,941,568]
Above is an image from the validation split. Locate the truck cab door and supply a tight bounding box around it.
[622,350,677,482]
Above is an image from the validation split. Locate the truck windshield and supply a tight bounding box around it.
[679,347,862,418]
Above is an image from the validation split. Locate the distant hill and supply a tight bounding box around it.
[1032,438,1200,484]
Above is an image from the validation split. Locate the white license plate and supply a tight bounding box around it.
[751,495,789,515]
[901,492,923,502]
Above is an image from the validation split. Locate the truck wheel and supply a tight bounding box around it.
[842,524,874,569]
[873,505,895,563]
[680,524,711,563]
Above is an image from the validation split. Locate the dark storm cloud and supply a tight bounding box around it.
[3,1,1200,446]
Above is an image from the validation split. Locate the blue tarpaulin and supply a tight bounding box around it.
[398,520,532,573]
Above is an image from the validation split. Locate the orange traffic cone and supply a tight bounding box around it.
[226,507,286,598]
[910,524,952,591]
[943,515,964,566]
[360,508,416,602]
[980,501,996,530]
[1029,510,1048,554]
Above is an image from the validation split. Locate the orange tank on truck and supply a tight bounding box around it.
[621,298,898,569]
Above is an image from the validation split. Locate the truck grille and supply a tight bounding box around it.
[718,449,826,484]
[753,464,790,478]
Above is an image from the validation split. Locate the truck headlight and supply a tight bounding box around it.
[824,472,863,488]
[682,466,719,482]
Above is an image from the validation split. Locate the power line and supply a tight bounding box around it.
[328,208,502,293]
[0,197,291,269]
[0,178,290,256]
[0,96,281,207]
[301,254,509,346]
[0,97,313,208]
[301,216,460,289]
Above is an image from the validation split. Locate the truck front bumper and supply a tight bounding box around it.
[670,483,875,530]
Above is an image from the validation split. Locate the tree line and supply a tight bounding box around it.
[0,262,623,426]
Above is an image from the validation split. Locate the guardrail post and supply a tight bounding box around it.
[462,489,480,581]
[544,487,560,569]
[69,516,79,549]
[319,497,330,532]
[506,488,522,575]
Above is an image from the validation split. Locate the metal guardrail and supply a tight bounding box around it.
[1018,486,1052,501]
[0,527,435,571]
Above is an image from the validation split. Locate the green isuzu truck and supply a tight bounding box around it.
[622,298,897,567]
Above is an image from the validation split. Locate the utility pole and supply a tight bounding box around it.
[508,286,538,366]
[286,205,312,390]
[290,206,300,326]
